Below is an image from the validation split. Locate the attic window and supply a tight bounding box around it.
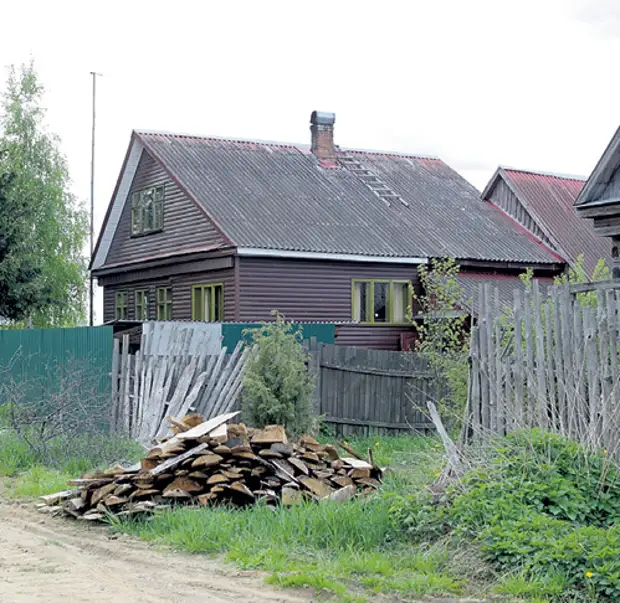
[131,185,164,235]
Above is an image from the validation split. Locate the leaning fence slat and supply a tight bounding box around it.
[478,285,490,431]
[544,303,556,430]
[597,290,611,443]
[573,300,586,440]
[469,326,481,436]
[513,289,525,430]
[533,280,548,428]
[493,287,503,434]
[523,288,535,427]
[551,287,566,435]
[111,337,120,432]
[584,306,599,446]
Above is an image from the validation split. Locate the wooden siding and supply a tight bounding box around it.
[238,257,420,322]
[334,325,412,351]
[593,164,620,203]
[487,179,551,246]
[105,149,226,266]
[102,267,234,323]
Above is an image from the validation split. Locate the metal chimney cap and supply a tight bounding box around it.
[310,111,335,126]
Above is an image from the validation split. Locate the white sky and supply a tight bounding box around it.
[1,0,620,322]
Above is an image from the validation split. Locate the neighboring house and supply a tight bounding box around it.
[574,126,620,278]
[91,112,564,350]
[482,167,612,276]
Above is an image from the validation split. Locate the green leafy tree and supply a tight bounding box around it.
[0,62,87,326]
[243,312,318,436]
[414,258,469,425]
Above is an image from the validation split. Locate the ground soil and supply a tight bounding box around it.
[0,497,313,603]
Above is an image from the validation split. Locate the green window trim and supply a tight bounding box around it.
[131,185,164,235]
[156,287,173,321]
[135,289,149,321]
[192,283,224,322]
[351,279,412,325]
[115,291,128,320]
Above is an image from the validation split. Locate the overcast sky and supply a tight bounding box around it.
[1,0,620,322]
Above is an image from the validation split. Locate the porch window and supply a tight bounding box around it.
[115,291,127,320]
[131,185,164,235]
[192,283,223,322]
[156,287,173,320]
[135,289,149,320]
[352,280,411,324]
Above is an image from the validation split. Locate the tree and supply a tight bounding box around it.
[413,258,470,426]
[0,62,87,326]
[242,313,318,436]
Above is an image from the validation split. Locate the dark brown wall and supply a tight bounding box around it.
[102,266,234,323]
[237,256,421,322]
[105,149,226,265]
[334,325,413,351]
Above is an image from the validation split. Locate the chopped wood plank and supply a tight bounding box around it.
[188,471,209,479]
[251,425,288,445]
[207,474,229,485]
[349,468,371,479]
[191,453,224,469]
[271,442,294,456]
[356,477,381,488]
[281,487,304,506]
[164,477,202,494]
[232,451,258,461]
[221,470,244,481]
[272,459,299,484]
[341,457,372,469]
[328,485,356,502]
[91,483,118,506]
[299,476,335,498]
[197,493,217,505]
[162,489,192,498]
[130,489,161,500]
[149,442,209,476]
[67,478,113,488]
[176,412,240,441]
[103,495,129,507]
[212,445,231,455]
[113,484,134,497]
[228,482,255,499]
[288,457,310,475]
[258,449,283,459]
[331,476,354,488]
[140,458,160,471]
[301,452,320,463]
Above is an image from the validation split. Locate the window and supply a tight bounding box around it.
[156,287,173,320]
[131,185,164,235]
[192,284,223,322]
[115,291,127,320]
[135,289,149,320]
[352,280,411,324]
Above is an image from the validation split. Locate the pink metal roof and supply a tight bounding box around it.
[501,169,612,276]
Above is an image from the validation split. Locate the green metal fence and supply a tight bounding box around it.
[0,326,114,428]
[221,322,335,351]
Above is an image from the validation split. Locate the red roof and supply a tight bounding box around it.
[492,169,612,276]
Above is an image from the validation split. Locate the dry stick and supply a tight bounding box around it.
[336,440,365,461]
[426,400,463,479]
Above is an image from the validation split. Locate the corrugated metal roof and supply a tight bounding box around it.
[500,169,612,275]
[135,131,561,265]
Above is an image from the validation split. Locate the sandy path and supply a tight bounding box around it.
[0,499,313,603]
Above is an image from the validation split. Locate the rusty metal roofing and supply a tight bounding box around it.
[498,168,612,275]
[135,131,562,265]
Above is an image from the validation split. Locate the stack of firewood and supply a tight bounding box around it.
[39,412,382,521]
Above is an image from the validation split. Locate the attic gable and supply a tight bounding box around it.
[91,134,230,272]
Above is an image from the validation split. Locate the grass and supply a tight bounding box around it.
[0,426,143,498]
[110,434,462,602]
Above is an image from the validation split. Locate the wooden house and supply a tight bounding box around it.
[574,126,620,278]
[91,112,564,349]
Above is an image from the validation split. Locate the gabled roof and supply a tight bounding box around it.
[575,126,620,209]
[93,130,564,271]
[482,166,610,275]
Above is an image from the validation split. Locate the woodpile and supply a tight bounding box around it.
[39,412,382,521]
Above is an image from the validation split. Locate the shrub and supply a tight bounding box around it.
[243,313,318,435]
[390,430,620,601]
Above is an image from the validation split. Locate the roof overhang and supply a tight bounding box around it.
[575,126,620,208]
[91,134,144,270]
[236,247,428,264]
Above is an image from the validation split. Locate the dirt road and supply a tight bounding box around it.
[0,499,313,603]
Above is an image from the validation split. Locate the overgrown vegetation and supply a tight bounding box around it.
[391,429,620,601]
[243,313,318,436]
[414,258,469,426]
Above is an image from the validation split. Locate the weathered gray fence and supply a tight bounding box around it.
[468,280,620,455]
[309,343,436,436]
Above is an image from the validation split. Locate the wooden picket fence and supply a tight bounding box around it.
[467,280,620,455]
[308,342,437,436]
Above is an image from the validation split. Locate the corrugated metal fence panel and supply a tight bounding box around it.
[0,326,113,426]
[221,322,335,350]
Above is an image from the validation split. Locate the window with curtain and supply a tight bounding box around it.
[131,185,164,235]
[192,284,223,322]
[352,280,411,324]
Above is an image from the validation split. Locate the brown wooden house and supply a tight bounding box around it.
[574,126,620,278]
[91,112,564,349]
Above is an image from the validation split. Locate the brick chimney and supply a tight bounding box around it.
[310,111,336,164]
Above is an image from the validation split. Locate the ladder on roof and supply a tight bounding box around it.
[338,154,409,208]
